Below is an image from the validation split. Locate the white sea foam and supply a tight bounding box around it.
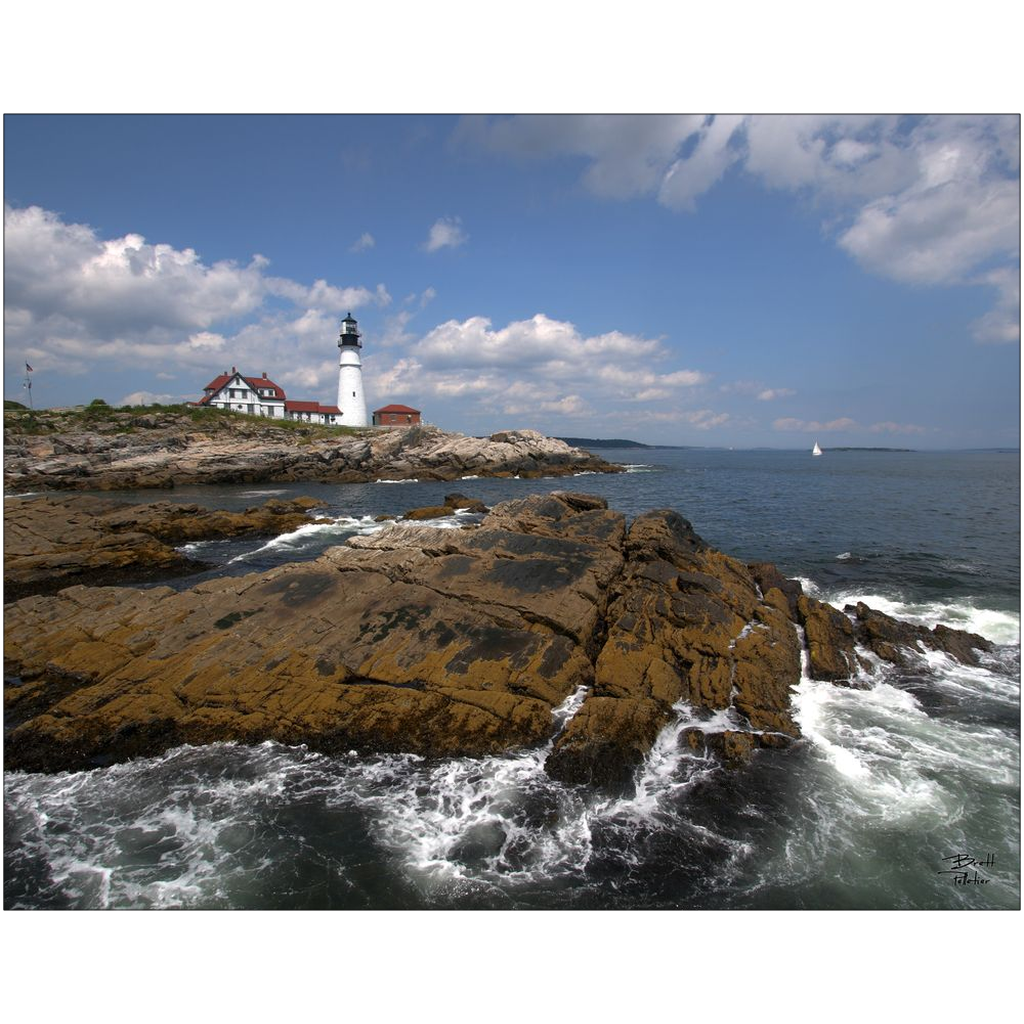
[239,489,289,496]
[344,686,595,887]
[622,464,655,473]
[823,589,1020,645]
[793,576,824,599]
[227,516,384,563]
[375,479,418,484]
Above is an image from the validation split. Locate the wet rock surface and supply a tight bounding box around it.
[3,494,327,602]
[3,492,993,786]
[4,409,620,491]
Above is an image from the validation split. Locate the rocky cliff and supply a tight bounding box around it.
[3,407,619,491]
[3,492,991,785]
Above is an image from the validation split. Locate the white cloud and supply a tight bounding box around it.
[416,314,668,370]
[459,115,1020,340]
[681,409,730,430]
[659,114,746,211]
[350,232,375,252]
[4,205,266,335]
[362,312,713,432]
[4,204,391,386]
[457,114,706,200]
[118,390,184,406]
[757,388,796,401]
[971,267,1020,343]
[424,216,468,252]
[774,417,858,433]
[868,421,928,435]
[265,277,390,312]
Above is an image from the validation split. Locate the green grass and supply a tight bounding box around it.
[4,402,374,438]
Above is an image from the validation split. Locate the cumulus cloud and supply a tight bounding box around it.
[458,115,1020,339]
[424,216,468,252]
[265,276,390,312]
[416,314,667,370]
[4,204,391,384]
[349,232,375,252]
[756,388,796,401]
[363,312,715,432]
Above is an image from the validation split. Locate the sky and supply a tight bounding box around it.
[3,113,1020,447]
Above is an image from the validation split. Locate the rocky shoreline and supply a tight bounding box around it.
[3,494,330,603]
[3,491,991,786]
[3,407,620,491]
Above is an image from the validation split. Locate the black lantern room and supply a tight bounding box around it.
[338,313,362,348]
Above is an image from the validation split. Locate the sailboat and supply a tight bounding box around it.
[812,441,823,456]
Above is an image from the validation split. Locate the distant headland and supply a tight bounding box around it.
[555,436,692,450]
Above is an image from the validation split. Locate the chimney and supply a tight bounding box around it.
[263,371,268,378]
[231,366,236,374]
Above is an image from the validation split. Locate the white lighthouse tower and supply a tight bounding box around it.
[336,313,368,426]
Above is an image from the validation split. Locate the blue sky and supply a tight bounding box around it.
[4,114,1019,447]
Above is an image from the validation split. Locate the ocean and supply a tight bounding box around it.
[4,448,1020,909]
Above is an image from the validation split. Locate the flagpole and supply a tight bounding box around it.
[23,363,33,409]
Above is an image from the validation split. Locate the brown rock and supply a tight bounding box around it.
[848,601,992,667]
[402,505,455,521]
[3,494,328,601]
[6,489,984,789]
[4,410,622,492]
[443,493,489,513]
[544,697,672,788]
[797,594,858,681]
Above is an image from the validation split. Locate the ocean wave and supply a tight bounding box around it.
[822,590,1020,645]
[226,516,384,563]
[375,479,418,484]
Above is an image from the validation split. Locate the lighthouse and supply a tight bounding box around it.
[336,313,368,426]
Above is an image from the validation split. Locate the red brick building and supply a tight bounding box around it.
[372,404,422,427]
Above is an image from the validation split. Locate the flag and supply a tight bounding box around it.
[25,363,33,372]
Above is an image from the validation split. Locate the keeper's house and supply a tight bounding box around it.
[372,404,422,427]
[194,368,344,425]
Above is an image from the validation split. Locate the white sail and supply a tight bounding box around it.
[812,441,823,456]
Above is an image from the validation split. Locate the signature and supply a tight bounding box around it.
[938,853,995,885]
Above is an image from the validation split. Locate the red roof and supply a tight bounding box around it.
[200,372,286,400]
[203,373,232,392]
[244,376,285,399]
[284,401,343,416]
[373,404,420,414]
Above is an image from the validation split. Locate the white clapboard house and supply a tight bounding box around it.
[194,368,344,425]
